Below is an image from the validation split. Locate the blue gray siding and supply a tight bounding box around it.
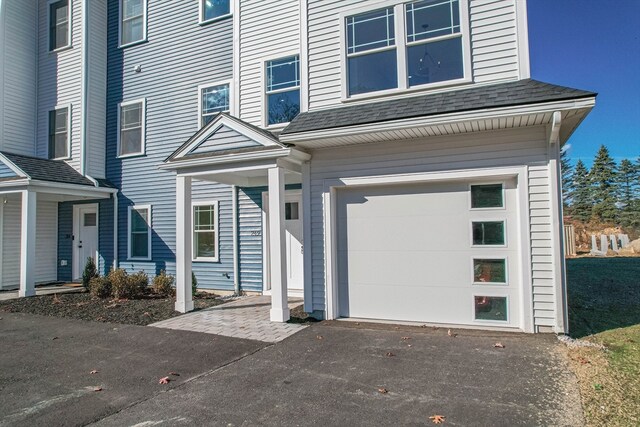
[0,163,17,178]
[189,125,261,155]
[105,0,235,289]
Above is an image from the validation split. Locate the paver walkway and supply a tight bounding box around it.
[150,296,307,342]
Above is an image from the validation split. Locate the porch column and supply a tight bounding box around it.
[175,175,194,313]
[19,190,36,297]
[268,166,289,322]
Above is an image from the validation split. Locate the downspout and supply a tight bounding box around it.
[113,192,118,270]
[232,185,240,295]
[80,0,88,177]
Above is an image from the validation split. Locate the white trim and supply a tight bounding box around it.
[192,200,219,262]
[118,0,148,48]
[302,161,312,312]
[0,154,28,178]
[0,197,4,288]
[127,204,152,261]
[72,203,99,280]
[299,0,309,113]
[515,0,531,80]
[198,80,233,128]
[47,0,73,52]
[232,0,240,117]
[198,0,233,25]
[262,52,301,129]
[339,0,472,102]
[48,104,72,160]
[80,0,88,175]
[548,141,567,333]
[117,98,146,158]
[231,185,239,293]
[471,257,508,286]
[113,193,119,270]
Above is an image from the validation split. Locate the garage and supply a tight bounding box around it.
[336,179,522,329]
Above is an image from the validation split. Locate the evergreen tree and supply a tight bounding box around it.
[560,147,573,211]
[589,145,618,223]
[618,158,640,227]
[571,159,592,222]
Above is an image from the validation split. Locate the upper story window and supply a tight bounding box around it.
[48,106,70,160]
[344,0,468,98]
[118,99,145,157]
[266,55,301,126]
[49,0,71,51]
[200,83,230,127]
[120,0,147,47]
[200,0,231,24]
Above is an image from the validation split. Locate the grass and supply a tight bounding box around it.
[566,257,640,426]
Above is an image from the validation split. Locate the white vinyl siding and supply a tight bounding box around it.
[307,0,521,109]
[238,0,300,126]
[308,126,556,330]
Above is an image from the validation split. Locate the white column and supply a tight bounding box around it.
[175,175,194,313]
[19,190,37,297]
[268,166,289,322]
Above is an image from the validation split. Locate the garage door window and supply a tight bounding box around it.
[470,184,503,209]
[473,259,506,284]
[474,296,507,322]
[472,221,505,245]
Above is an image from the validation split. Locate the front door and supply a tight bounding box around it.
[73,204,98,281]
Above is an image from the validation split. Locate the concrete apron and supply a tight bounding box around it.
[150,296,308,343]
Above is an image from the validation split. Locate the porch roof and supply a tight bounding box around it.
[281,79,597,136]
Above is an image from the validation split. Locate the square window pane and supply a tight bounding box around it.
[84,213,97,227]
[203,0,230,21]
[347,8,395,54]
[473,259,506,284]
[472,221,505,245]
[122,16,144,44]
[285,202,299,220]
[471,184,504,208]
[407,36,464,86]
[267,89,300,125]
[121,104,142,128]
[195,232,216,258]
[120,128,142,155]
[131,233,148,258]
[202,84,229,116]
[348,49,398,96]
[267,56,300,92]
[406,0,460,42]
[194,206,215,231]
[474,296,507,321]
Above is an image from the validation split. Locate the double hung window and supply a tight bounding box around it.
[200,83,230,127]
[49,0,70,51]
[118,100,145,157]
[266,56,301,125]
[48,107,70,159]
[120,0,146,46]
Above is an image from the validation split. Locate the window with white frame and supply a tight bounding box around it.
[200,0,230,23]
[48,106,70,159]
[118,100,145,157]
[266,55,301,126]
[49,0,71,51]
[128,205,151,259]
[344,0,466,97]
[200,83,230,126]
[120,0,146,46]
[193,202,218,261]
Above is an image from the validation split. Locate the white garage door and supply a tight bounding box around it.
[337,179,521,329]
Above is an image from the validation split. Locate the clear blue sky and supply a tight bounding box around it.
[528,0,640,166]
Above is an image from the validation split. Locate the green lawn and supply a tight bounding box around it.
[566,257,640,426]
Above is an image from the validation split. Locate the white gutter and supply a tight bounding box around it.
[80,0,89,176]
[232,185,239,295]
[113,192,118,270]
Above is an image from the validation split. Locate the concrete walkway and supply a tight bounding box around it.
[0,284,82,301]
[150,296,308,342]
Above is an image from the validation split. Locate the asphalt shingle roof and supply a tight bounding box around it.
[1,151,114,187]
[281,79,596,135]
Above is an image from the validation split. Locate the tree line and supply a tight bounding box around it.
[562,145,639,228]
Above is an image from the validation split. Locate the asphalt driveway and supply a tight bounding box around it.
[0,313,583,426]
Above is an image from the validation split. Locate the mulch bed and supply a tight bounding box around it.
[0,291,225,326]
[288,303,319,324]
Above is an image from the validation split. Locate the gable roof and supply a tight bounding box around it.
[281,79,597,135]
[0,151,114,187]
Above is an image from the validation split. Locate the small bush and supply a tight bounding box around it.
[82,257,99,291]
[129,271,149,295]
[152,270,174,296]
[192,271,198,296]
[89,277,111,298]
[109,268,142,300]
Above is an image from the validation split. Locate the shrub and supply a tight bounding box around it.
[89,277,111,298]
[82,257,99,291]
[129,271,149,295]
[152,270,174,296]
[192,271,198,296]
[109,268,144,300]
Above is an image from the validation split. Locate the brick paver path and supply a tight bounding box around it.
[150,296,307,342]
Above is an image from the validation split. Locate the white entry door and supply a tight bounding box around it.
[73,204,98,281]
[263,191,304,296]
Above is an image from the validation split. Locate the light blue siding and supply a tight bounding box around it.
[189,125,261,155]
[106,0,236,290]
[0,163,17,178]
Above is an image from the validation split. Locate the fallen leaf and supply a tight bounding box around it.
[407,344,412,347]
[316,335,324,340]
[52,294,62,304]
[93,387,103,392]
[169,372,180,376]
[429,414,445,424]
[401,336,411,341]
[89,370,99,375]
[52,336,58,340]
[159,377,170,385]
[377,387,388,394]
[577,356,590,365]
[143,312,151,317]
[494,342,505,348]
[447,329,457,338]
[385,352,395,357]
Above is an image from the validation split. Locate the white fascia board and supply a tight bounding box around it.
[29,180,116,196]
[0,153,28,178]
[161,148,293,171]
[280,97,597,143]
